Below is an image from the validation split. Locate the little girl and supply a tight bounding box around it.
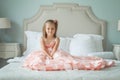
[23,19,114,71]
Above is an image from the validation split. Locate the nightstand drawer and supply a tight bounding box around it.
[0,46,15,51]
[0,52,16,59]
[0,43,21,59]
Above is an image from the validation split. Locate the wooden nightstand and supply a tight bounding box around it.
[113,44,120,60]
[0,43,21,59]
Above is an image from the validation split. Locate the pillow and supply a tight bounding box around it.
[23,31,42,56]
[73,34,104,52]
[87,52,116,59]
[59,37,72,52]
[69,36,97,56]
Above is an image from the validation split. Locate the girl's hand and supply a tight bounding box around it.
[50,56,53,59]
[48,55,53,59]
[51,54,54,59]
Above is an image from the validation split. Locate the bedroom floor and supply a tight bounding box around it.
[0,58,8,68]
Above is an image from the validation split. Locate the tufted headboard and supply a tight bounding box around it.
[23,3,106,52]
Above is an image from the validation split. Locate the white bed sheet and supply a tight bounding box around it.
[0,61,120,80]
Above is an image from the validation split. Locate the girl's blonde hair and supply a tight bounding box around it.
[42,19,58,38]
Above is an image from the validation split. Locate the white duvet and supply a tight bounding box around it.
[0,61,120,80]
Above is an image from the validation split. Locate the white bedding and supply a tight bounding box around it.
[0,60,120,80]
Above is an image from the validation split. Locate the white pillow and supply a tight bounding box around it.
[23,31,42,56]
[87,52,116,59]
[69,36,97,56]
[59,37,72,52]
[73,34,104,52]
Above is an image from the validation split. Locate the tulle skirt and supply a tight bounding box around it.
[23,50,114,71]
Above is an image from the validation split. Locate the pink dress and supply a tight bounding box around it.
[23,40,114,71]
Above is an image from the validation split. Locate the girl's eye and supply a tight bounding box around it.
[52,28,54,30]
[47,28,50,30]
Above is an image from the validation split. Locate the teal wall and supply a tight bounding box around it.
[0,0,120,51]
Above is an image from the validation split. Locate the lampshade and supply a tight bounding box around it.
[0,18,11,29]
[118,20,120,31]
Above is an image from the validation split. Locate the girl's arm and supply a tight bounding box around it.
[40,37,52,58]
[50,37,60,57]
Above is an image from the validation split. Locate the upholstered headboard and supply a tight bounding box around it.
[23,3,106,51]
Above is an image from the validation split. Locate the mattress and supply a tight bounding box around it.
[0,61,120,80]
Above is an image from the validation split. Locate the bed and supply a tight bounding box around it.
[0,3,120,80]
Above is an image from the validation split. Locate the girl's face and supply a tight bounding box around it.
[45,22,56,37]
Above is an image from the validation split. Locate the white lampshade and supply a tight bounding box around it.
[0,18,11,29]
[118,20,120,31]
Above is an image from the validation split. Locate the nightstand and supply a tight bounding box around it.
[0,43,21,59]
[113,44,120,60]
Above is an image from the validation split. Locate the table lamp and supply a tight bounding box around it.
[0,18,11,42]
